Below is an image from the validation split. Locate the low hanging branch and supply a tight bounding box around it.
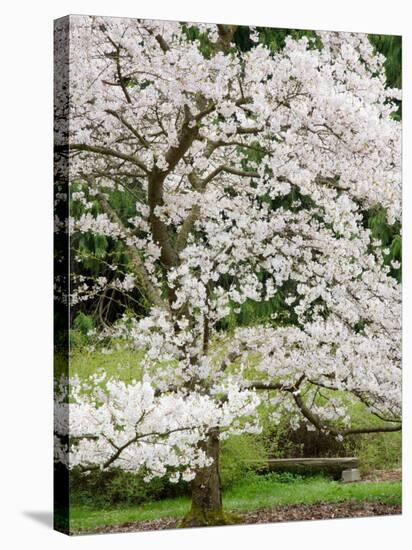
[293,393,401,436]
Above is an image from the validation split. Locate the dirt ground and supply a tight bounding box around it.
[81,501,401,535]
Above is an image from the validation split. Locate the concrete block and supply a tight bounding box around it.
[341,468,361,482]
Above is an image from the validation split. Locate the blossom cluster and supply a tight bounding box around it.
[55,374,260,480]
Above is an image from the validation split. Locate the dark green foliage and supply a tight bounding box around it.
[181,23,214,58]
[259,471,304,484]
[233,26,321,53]
[73,312,94,335]
[69,313,96,349]
[218,293,289,331]
[70,182,149,325]
[232,26,254,52]
[369,34,402,89]
[259,27,321,53]
[369,33,402,120]
[368,206,401,281]
[69,467,189,507]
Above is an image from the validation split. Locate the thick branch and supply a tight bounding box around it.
[215,25,237,53]
[155,34,170,53]
[148,169,179,269]
[63,143,149,173]
[202,165,259,186]
[236,126,263,135]
[248,374,305,393]
[176,204,200,253]
[293,393,401,436]
[148,106,200,269]
[115,47,132,104]
[164,105,199,173]
[141,24,171,53]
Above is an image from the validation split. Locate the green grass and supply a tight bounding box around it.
[224,474,401,511]
[67,474,401,532]
[55,348,145,382]
[68,496,189,530]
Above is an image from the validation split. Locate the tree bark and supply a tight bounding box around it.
[180,428,237,528]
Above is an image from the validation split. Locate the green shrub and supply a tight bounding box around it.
[69,313,95,350]
[73,312,95,335]
[68,329,88,350]
[69,467,189,507]
[357,431,402,473]
[220,434,267,489]
[259,471,305,484]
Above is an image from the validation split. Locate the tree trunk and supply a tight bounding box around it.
[180,428,238,528]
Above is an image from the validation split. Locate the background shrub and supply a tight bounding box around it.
[219,434,268,489]
[69,467,189,507]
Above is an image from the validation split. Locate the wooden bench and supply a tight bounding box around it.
[245,457,359,479]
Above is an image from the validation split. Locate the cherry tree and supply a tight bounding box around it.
[54,16,401,526]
